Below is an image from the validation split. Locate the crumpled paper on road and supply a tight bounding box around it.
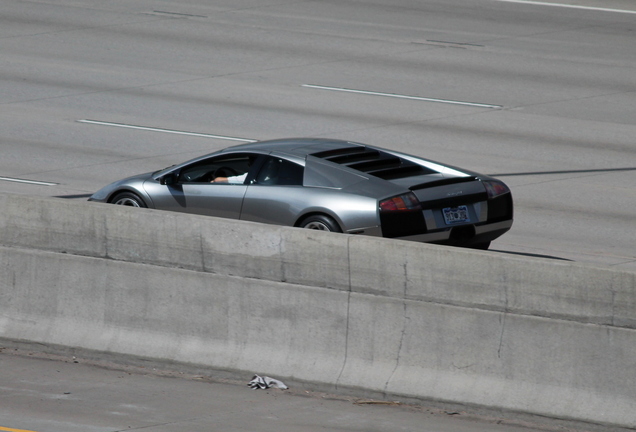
[248,374,288,390]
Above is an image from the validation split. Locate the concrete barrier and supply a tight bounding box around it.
[1,192,635,429]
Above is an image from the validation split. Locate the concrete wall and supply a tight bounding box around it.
[1,192,635,428]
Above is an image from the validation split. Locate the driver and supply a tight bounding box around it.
[211,157,255,184]
[211,172,247,184]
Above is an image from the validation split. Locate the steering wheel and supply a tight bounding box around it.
[214,167,239,178]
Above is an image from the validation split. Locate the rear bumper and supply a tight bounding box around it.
[393,219,513,246]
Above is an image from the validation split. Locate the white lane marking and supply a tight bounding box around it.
[302,84,503,109]
[496,0,636,14]
[0,177,58,186]
[152,10,208,18]
[77,120,257,142]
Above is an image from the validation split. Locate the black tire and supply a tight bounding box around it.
[299,214,342,232]
[111,192,147,208]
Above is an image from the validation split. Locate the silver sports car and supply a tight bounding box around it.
[89,138,513,249]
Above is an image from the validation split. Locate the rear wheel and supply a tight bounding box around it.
[111,192,147,208]
[299,215,342,232]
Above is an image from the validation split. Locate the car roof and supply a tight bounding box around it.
[225,138,453,182]
[222,138,363,156]
[153,137,477,194]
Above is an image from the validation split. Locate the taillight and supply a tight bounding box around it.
[482,180,510,198]
[379,192,422,212]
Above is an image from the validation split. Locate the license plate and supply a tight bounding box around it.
[443,205,470,225]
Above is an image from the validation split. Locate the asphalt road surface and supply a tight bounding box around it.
[0,350,606,432]
[1,0,635,271]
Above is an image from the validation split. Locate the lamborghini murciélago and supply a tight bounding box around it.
[89,138,513,249]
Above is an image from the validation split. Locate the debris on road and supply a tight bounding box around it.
[248,374,288,390]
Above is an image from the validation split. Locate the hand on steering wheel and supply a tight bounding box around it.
[210,166,239,183]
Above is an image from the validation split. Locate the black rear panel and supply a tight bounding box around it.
[487,193,513,222]
[411,177,487,210]
[379,211,427,238]
[421,192,488,210]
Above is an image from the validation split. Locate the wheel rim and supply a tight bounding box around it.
[114,197,140,207]
[303,221,331,231]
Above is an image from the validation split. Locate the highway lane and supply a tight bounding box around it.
[0,350,608,432]
[1,0,634,272]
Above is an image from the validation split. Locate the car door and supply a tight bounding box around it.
[240,156,306,225]
[145,153,263,219]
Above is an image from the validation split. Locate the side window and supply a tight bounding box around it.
[179,154,256,184]
[254,157,304,186]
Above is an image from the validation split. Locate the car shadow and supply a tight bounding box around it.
[490,249,572,261]
[56,194,94,199]
[489,167,636,177]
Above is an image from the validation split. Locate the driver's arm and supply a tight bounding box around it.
[211,172,247,184]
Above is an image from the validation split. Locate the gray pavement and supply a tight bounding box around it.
[0,349,602,432]
[1,0,635,271]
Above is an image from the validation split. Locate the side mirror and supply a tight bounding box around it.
[160,173,177,186]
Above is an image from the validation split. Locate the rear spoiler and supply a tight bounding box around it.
[409,176,478,191]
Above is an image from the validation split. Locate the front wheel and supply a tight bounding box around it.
[299,215,342,232]
[111,192,147,208]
